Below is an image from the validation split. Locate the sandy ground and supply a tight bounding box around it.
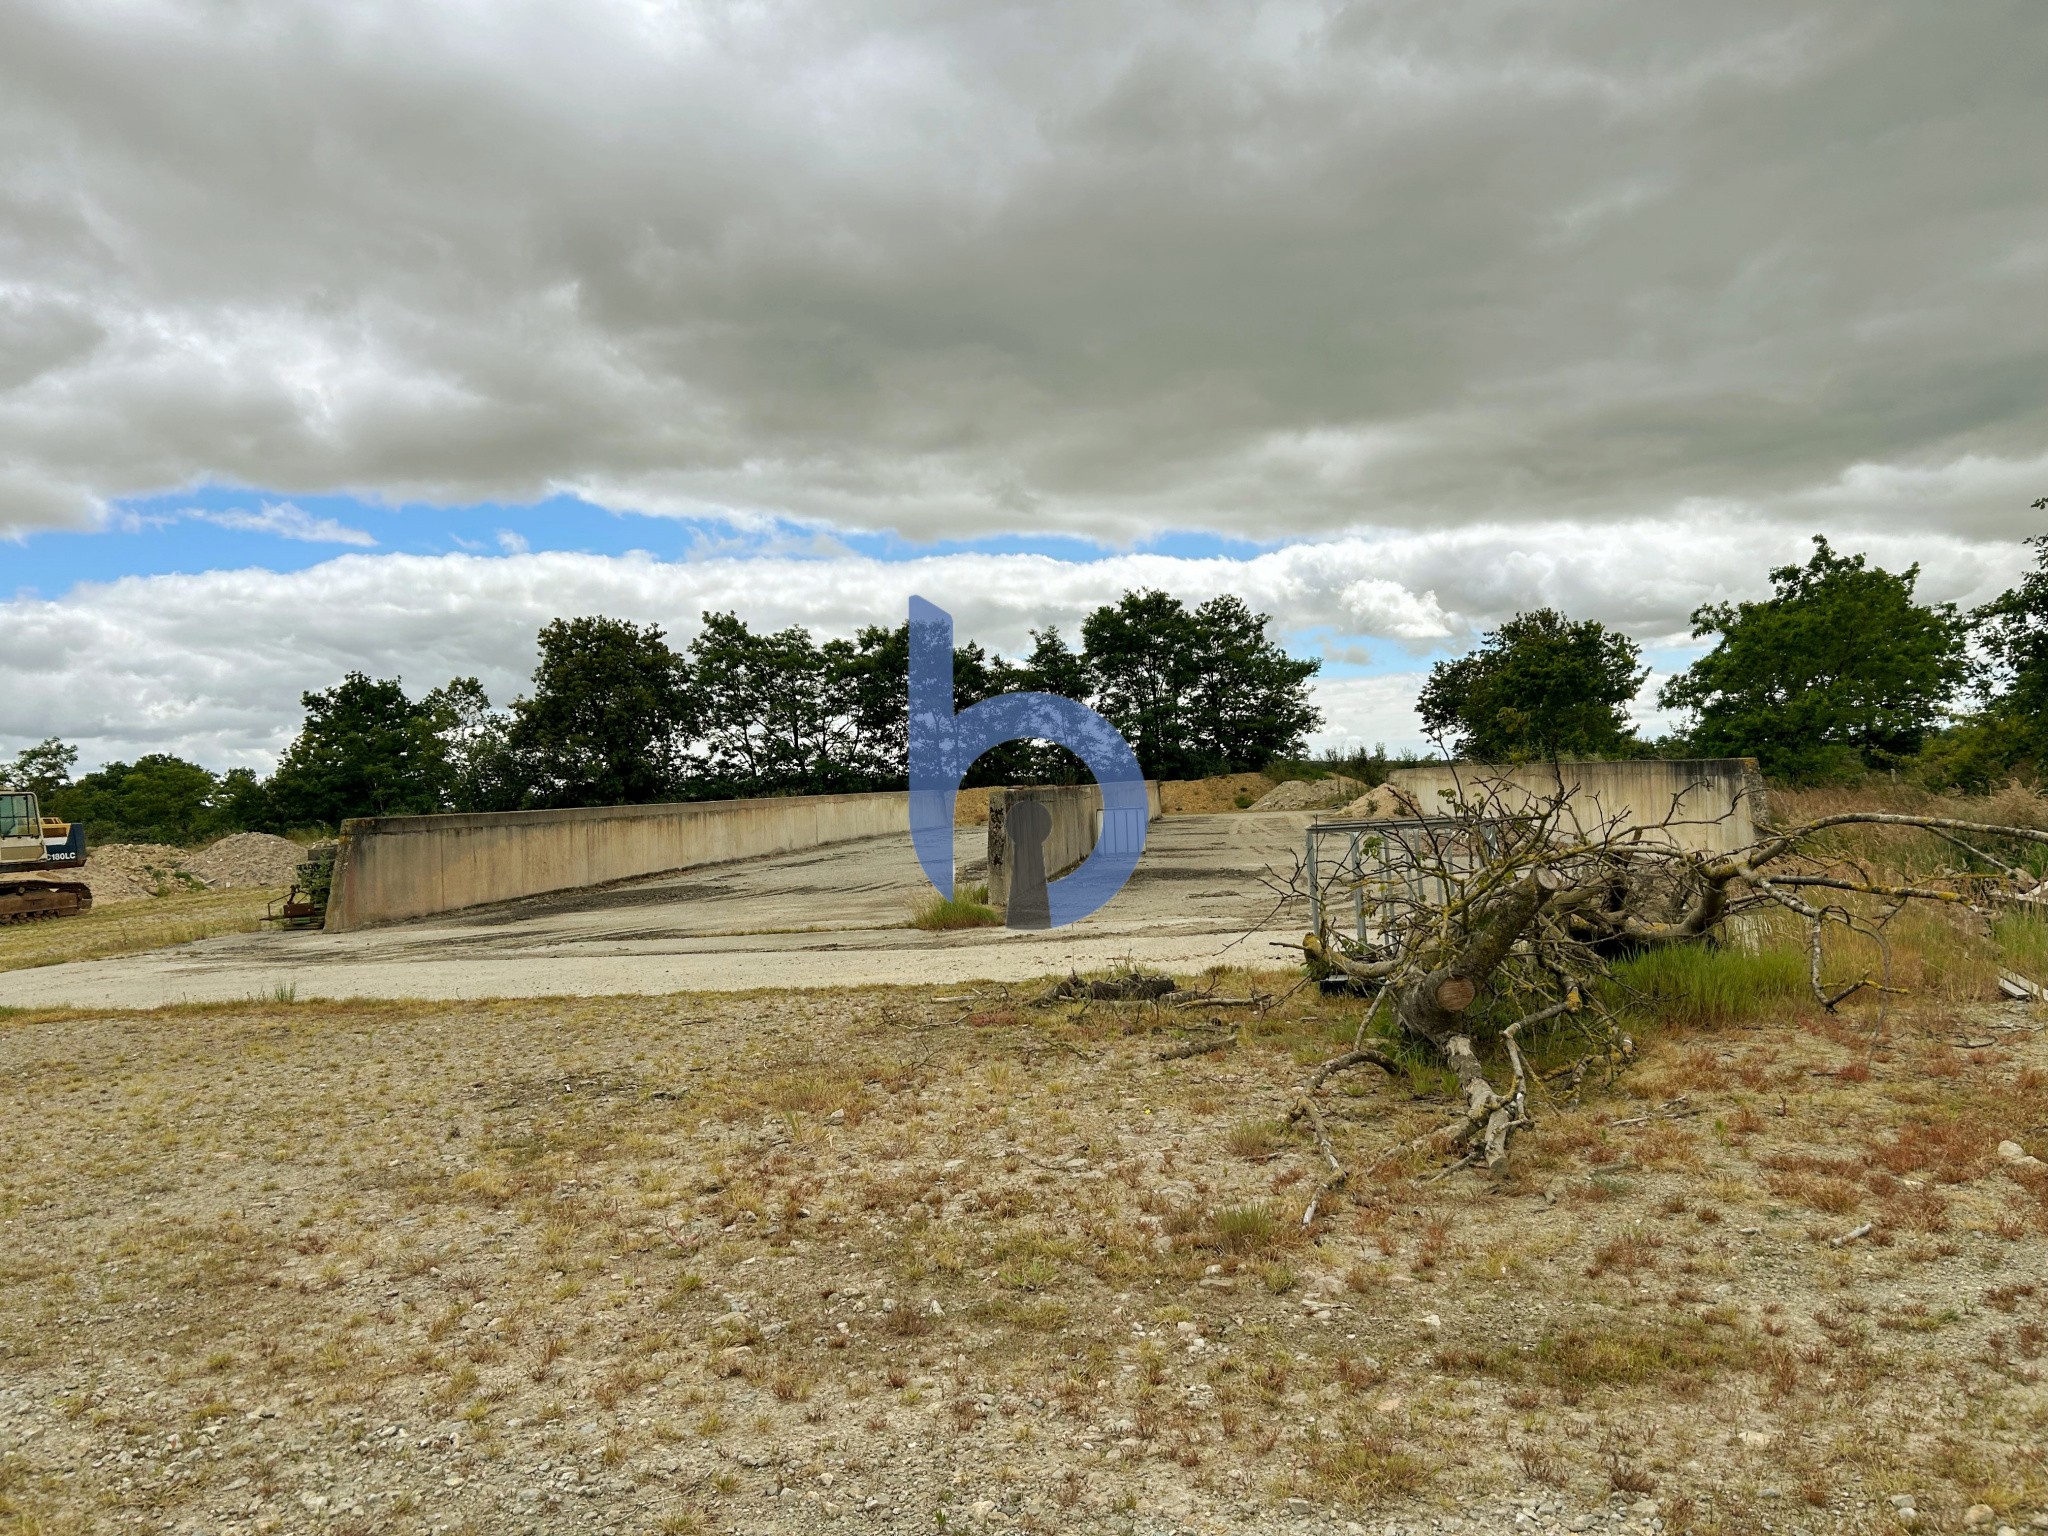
[2,978,2044,1536]
[0,814,1314,1010]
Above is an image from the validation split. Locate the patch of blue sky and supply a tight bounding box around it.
[11,488,712,596]
[12,487,1280,599]
[1288,623,1453,678]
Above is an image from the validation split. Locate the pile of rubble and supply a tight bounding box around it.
[1337,781,1426,818]
[182,833,309,889]
[79,832,311,905]
[1246,773,1365,811]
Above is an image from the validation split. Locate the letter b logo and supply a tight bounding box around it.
[908,597,1148,928]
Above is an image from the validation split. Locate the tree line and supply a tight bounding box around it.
[12,514,2047,845]
[1418,508,2048,787]
[8,590,1321,842]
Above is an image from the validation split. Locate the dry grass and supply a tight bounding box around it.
[0,886,279,973]
[1,968,2045,1533]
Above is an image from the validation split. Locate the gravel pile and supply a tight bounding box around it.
[76,844,190,905]
[77,834,307,904]
[182,832,308,889]
[1338,782,1426,819]
[1247,773,1364,811]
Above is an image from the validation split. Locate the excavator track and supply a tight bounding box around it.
[0,879,93,924]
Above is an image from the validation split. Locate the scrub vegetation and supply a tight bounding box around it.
[3,948,2045,1534]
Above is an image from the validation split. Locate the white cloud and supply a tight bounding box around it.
[189,502,378,546]
[0,1,2040,546]
[0,518,2024,771]
[1302,674,1431,758]
[2,0,2042,770]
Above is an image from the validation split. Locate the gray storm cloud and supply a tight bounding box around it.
[1,0,2044,541]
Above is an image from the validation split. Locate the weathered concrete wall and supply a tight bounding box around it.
[325,791,912,932]
[986,781,1161,915]
[1375,759,1766,854]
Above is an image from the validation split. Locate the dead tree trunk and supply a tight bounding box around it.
[1278,788,2048,1194]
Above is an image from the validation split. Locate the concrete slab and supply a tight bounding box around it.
[0,812,1314,1007]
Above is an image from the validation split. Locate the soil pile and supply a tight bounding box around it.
[79,835,305,905]
[76,844,190,905]
[183,833,307,889]
[1338,782,1427,819]
[1157,772,1274,813]
[1247,774,1364,811]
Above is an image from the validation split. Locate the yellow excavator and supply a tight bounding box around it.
[0,788,92,923]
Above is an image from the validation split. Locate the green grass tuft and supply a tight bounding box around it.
[1210,1202,1286,1254]
[909,883,1000,931]
[1993,909,2048,980]
[1606,939,1808,1027]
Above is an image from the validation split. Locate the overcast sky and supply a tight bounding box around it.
[4,0,2045,770]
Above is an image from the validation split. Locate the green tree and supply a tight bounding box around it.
[422,677,522,812]
[1009,625,1092,785]
[48,754,228,844]
[1417,609,1646,762]
[1082,590,1319,778]
[818,623,918,791]
[685,613,841,796]
[1973,507,2048,725]
[266,673,454,828]
[8,737,77,798]
[1921,503,2048,789]
[1658,537,1969,781]
[217,767,273,831]
[508,618,693,807]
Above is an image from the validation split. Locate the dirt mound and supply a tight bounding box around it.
[1157,772,1273,813]
[77,844,191,905]
[79,835,304,905]
[1247,774,1364,812]
[1338,782,1426,819]
[182,832,307,890]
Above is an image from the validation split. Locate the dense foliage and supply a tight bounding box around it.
[1924,499,2048,790]
[1657,537,1970,782]
[9,591,1321,837]
[17,514,2048,841]
[41,754,244,845]
[1416,608,1646,762]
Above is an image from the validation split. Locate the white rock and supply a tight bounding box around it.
[1966,1506,1996,1529]
[1739,1429,1774,1448]
[1999,1141,2028,1161]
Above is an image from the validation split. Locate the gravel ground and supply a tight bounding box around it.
[2,977,2046,1536]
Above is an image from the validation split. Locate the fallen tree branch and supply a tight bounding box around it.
[1262,784,2045,1179]
[1155,1033,1238,1061]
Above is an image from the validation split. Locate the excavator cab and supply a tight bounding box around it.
[0,790,45,867]
[0,789,92,922]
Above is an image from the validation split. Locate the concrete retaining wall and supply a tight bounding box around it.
[325,791,911,932]
[985,781,1161,915]
[1376,759,1766,854]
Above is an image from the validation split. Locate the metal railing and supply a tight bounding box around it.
[1305,815,1509,952]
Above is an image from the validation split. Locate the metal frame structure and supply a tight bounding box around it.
[1304,815,1509,951]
